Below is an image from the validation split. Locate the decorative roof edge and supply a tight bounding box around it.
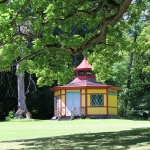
[50,85,122,92]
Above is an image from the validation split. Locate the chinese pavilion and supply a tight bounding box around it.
[50,58,122,119]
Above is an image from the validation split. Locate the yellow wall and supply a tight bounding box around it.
[108,108,117,115]
[104,95,107,106]
[61,90,65,94]
[61,95,65,107]
[82,95,85,107]
[108,94,118,115]
[82,89,85,93]
[88,107,107,115]
[54,90,60,96]
[87,94,90,106]
[108,95,117,107]
[66,90,80,92]
[87,89,106,93]
[53,88,118,116]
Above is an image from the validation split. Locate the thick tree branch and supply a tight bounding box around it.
[0,0,133,71]
[46,0,132,56]
[66,0,132,55]
[106,0,132,26]
[52,0,132,56]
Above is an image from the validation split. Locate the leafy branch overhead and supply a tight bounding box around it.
[48,0,132,55]
[0,0,148,86]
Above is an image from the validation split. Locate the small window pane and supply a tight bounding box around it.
[90,94,104,106]
[78,71,85,76]
[86,71,94,76]
[56,96,60,108]
[108,90,117,96]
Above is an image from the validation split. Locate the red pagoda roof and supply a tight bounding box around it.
[64,77,106,87]
[74,58,92,71]
[50,58,122,92]
[50,76,122,91]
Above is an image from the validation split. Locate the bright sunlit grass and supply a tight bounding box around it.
[0,119,150,150]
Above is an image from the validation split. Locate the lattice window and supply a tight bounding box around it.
[108,90,117,96]
[90,94,104,106]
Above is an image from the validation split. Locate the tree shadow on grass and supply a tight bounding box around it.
[2,128,150,150]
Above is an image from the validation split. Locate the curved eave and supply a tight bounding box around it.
[109,86,123,91]
[50,85,110,92]
[50,85,122,92]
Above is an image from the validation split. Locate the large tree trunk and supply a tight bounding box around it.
[15,64,31,118]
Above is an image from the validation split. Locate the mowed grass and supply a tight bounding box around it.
[0,119,150,150]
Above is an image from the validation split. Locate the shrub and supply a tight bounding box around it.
[5,111,16,121]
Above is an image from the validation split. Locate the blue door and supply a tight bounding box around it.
[66,92,80,116]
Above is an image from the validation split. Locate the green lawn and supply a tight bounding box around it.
[0,119,150,150]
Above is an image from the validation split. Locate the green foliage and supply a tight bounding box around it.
[87,32,130,83]
[107,21,150,118]
[0,0,148,87]
[5,111,16,121]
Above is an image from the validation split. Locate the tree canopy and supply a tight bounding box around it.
[0,0,148,86]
